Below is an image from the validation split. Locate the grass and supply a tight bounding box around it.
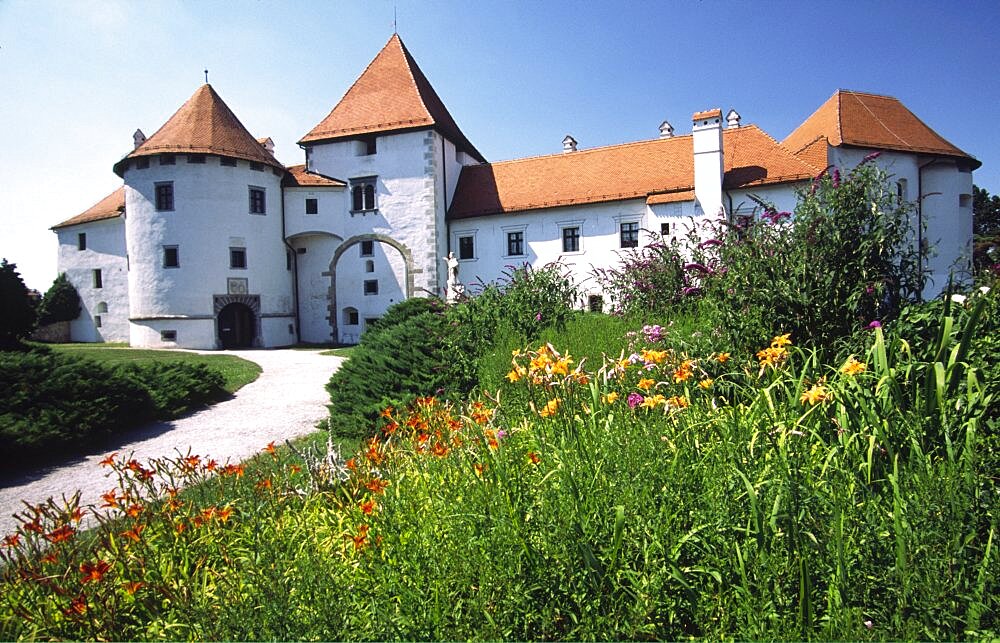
[48,344,262,393]
[319,346,356,358]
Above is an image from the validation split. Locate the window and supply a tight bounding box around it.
[286,250,293,271]
[187,154,206,164]
[305,198,318,215]
[230,247,247,269]
[365,260,375,273]
[562,227,580,253]
[364,137,377,155]
[155,182,174,211]
[896,179,908,201]
[249,162,264,172]
[136,157,150,169]
[364,279,378,295]
[160,330,177,342]
[458,235,475,260]
[95,315,102,328]
[351,178,377,212]
[220,157,237,167]
[96,302,108,314]
[619,222,639,248]
[360,240,374,257]
[344,308,359,326]
[163,245,179,268]
[588,295,603,313]
[93,269,103,289]
[77,233,87,251]
[249,187,266,214]
[160,154,175,166]
[660,222,671,238]
[507,231,525,256]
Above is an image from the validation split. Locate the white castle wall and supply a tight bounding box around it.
[123,155,293,349]
[55,217,129,342]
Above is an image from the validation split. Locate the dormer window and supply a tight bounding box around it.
[350,177,377,212]
[356,137,377,156]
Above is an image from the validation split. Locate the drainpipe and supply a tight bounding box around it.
[442,136,449,293]
[280,184,302,343]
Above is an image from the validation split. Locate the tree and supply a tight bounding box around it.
[0,258,37,350]
[38,272,82,325]
[973,185,1000,237]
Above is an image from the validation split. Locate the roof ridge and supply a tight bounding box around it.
[475,131,695,167]
[846,91,910,147]
[393,36,434,125]
[749,125,822,174]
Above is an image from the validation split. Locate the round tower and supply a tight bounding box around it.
[114,85,293,349]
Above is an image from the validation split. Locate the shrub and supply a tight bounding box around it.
[37,273,81,325]
[114,362,227,418]
[0,258,36,350]
[327,298,453,438]
[592,234,688,317]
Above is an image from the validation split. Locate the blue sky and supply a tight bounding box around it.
[2,0,998,290]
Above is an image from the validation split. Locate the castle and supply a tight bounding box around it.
[52,34,980,349]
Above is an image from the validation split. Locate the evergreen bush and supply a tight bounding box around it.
[114,362,227,418]
[0,259,36,350]
[37,273,81,325]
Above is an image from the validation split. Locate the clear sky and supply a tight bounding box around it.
[2,0,998,291]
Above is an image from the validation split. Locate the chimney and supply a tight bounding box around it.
[692,108,725,218]
[132,129,147,150]
[659,120,674,139]
[562,135,577,153]
[726,109,741,129]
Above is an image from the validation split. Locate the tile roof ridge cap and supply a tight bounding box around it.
[838,88,900,101]
[393,35,435,125]
[480,134,694,167]
[843,90,910,148]
[787,133,828,156]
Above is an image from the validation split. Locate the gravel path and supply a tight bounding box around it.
[0,349,343,536]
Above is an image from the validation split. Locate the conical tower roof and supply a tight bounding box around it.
[299,34,485,162]
[113,84,284,176]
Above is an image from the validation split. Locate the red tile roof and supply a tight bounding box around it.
[283,164,346,187]
[784,90,980,168]
[113,84,284,176]
[299,34,485,162]
[52,187,125,229]
[448,125,818,219]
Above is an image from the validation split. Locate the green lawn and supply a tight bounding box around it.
[319,345,356,358]
[47,344,261,393]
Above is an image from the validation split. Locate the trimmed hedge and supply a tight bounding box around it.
[0,351,227,464]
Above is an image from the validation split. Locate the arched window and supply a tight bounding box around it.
[352,186,364,212]
[365,260,374,273]
[343,307,359,326]
[364,184,375,210]
[96,301,108,314]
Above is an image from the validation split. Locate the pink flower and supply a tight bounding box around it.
[627,393,644,409]
[534,313,542,322]
[868,320,882,329]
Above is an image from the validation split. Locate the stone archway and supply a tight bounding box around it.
[214,294,261,348]
[325,234,420,342]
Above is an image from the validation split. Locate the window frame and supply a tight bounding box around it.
[457,234,476,261]
[220,156,237,167]
[155,182,174,212]
[561,225,582,253]
[229,247,247,270]
[163,245,179,269]
[350,177,378,213]
[77,232,87,251]
[160,330,177,342]
[248,186,266,215]
[619,221,640,249]
[363,279,379,296]
[136,157,150,169]
[305,197,318,215]
[360,240,374,257]
[160,154,175,166]
[93,269,103,289]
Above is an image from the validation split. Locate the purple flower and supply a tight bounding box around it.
[681,286,702,296]
[496,430,508,441]
[698,238,723,249]
[534,312,542,322]
[861,151,882,164]
[868,320,882,329]
[684,262,712,275]
[832,167,841,187]
[627,392,644,409]
[642,324,664,342]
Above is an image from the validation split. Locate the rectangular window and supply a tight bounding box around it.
[619,222,639,248]
[160,154,175,166]
[506,231,524,256]
[305,198,318,215]
[286,250,293,271]
[220,156,237,167]
[660,222,671,237]
[562,227,580,253]
[160,330,177,341]
[363,279,378,295]
[187,154,206,164]
[350,178,377,212]
[136,157,150,169]
[93,269,103,289]
[458,235,475,260]
[163,245,179,268]
[249,187,266,214]
[230,247,247,269]
[360,240,374,257]
[155,182,174,211]
[345,309,359,326]
[364,138,377,155]
[249,162,264,172]
[588,294,603,313]
[77,233,87,251]
[95,315,102,328]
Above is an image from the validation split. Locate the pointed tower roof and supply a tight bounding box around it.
[784,89,980,169]
[113,84,284,176]
[299,34,485,162]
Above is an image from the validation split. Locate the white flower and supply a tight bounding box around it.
[950,294,967,305]
[980,286,991,295]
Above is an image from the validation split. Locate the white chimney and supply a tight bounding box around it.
[133,129,147,150]
[692,108,725,218]
[726,109,741,129]
[562,135,577,153]
[659,120,674,139]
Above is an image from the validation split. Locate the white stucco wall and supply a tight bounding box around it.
[54,217,129,343]
[123,155,293,349]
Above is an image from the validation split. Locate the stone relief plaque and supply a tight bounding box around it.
[227,278,248,295]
